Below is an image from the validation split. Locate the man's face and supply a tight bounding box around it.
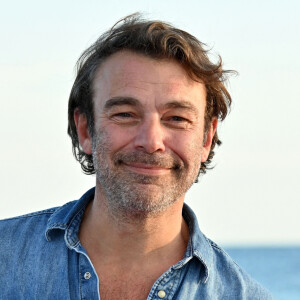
[81,51,215,217]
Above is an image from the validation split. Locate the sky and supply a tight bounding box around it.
[0,0,299,245]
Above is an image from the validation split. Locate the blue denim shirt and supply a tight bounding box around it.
[0,188,273,299]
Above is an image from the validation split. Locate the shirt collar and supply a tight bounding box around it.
[45,188,212,282]
[45,187,95,248]
[181,203,213,283]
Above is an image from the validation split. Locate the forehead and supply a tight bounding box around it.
[92,51,206,109]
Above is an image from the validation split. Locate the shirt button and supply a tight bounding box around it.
[84,272,91,280]
[158,290,166,298]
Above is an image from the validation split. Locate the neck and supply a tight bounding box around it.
[79,184,189,266]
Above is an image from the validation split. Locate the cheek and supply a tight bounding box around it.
[100,125,137,153]
[167,131,204,164]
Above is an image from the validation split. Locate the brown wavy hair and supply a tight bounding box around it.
[68,13,235,175]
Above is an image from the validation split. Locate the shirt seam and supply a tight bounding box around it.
[0,209,56,222]
[209,240,242,269]
[65,205,87,248]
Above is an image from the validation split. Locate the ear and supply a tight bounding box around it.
[74,109,92,155]
[201,118,218,162]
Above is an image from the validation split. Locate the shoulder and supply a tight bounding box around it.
[182,204,274,299]
[0,202,77,298]
[0,207,57,223]
[205,238,274,299]
[0,207,57,237]
[0,201,78,273]
[0,200,77,245]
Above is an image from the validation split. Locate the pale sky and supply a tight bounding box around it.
[0,0,299,245]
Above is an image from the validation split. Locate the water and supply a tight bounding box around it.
[225,247,300,300]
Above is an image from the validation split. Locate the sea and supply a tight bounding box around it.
[224,247,300,300]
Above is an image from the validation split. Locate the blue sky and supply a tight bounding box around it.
[0,0,299,245]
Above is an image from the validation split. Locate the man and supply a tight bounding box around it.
[0,15,273,299]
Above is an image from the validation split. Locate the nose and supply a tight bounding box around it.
[133,115,166,153]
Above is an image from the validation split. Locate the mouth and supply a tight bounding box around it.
[114,151,183,178]
[123,162,172,176]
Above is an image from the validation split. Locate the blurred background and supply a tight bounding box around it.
[0,0,299,298]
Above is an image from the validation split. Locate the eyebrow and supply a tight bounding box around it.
[103,97,141,111]
[161,101,199,114]
[103,97,199,114]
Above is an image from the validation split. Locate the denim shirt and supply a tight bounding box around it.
[0,188,273,300]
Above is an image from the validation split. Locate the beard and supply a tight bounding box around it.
[92,130,202,220]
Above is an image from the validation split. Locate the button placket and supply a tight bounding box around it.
[78,253,99,299]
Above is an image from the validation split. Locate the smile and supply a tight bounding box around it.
[123,162,171,176]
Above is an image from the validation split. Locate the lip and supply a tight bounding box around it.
[123,162,171,175]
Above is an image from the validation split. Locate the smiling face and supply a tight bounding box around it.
[75,51,217,217]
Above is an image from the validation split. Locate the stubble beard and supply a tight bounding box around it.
[92,131,202,221]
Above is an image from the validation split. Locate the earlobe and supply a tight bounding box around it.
[201,118,218,162]
[74,109,92,155]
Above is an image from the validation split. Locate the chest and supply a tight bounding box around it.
[99,274,154,300]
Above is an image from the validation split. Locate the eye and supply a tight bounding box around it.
[169,116,188,122]
[113,112,133,118]
[162,114,192,130]
[109,111,140,126]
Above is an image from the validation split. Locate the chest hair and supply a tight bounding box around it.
[99,272,157,300]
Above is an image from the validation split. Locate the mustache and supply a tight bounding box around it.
[113,152,184,170]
